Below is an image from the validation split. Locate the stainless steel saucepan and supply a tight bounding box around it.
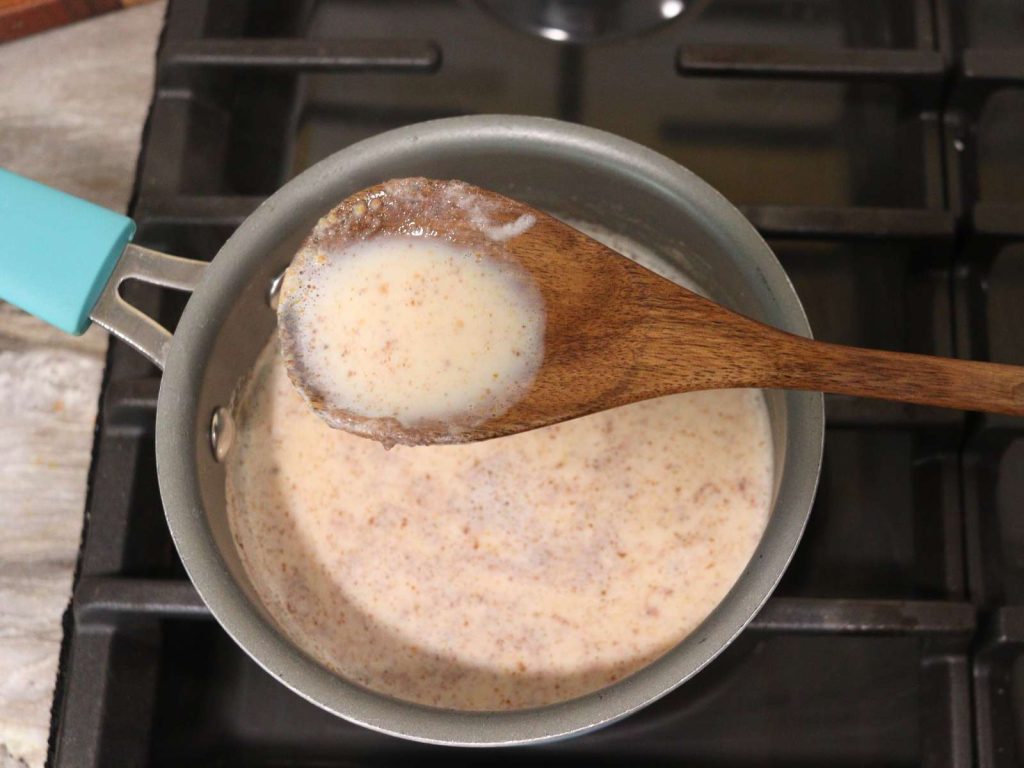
[0,116,823,745]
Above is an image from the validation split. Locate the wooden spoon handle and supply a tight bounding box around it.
[764,335,1024,416]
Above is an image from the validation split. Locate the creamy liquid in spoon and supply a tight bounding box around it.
[278,207,544,443]
[226,228,774,711]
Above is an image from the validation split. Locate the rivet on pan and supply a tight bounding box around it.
[210,407,235,462]
[268,270,287,310]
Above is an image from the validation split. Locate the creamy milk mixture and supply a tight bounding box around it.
[228,341,772,710]
[279,237,544,434]
[227,218,774,710]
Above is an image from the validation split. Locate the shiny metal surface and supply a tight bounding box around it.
[475,0,702,43]
[145,116,823,745]
[267,270,286,310]
[90,243,207,369]
[209,407,234,463]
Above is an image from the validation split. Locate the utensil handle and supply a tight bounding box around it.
[769,335,1024,416]
[0,167,136,334]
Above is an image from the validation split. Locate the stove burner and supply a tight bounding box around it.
[47,1,1024,765]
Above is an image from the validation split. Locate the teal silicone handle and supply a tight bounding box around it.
[0,168,136,335]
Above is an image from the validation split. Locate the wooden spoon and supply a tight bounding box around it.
[279,178,1024,446]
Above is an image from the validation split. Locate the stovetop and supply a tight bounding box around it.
[47,1,1024,765]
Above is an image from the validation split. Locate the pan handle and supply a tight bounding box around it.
[90,244,206,370]
[0,168,206,370]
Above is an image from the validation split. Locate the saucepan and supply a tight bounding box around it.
[0,115,823,745]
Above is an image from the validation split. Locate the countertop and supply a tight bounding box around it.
[0,5,165,766]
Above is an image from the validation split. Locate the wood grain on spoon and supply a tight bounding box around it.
[279,178,1024,446]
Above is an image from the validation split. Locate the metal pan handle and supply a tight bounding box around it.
[90,244,206,370]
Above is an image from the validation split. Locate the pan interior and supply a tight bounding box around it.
[160,116,821,745]
[195,180,790,627]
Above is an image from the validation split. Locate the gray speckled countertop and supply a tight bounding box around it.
[0,5,164,766]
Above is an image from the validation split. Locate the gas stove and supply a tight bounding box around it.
[48,1,1024,765]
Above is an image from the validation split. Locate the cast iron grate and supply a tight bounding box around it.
[46,1,1024,765]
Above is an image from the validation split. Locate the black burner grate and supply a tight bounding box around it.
[47,1,1024,765]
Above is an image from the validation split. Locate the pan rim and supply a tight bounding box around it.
[156,114,824,746]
